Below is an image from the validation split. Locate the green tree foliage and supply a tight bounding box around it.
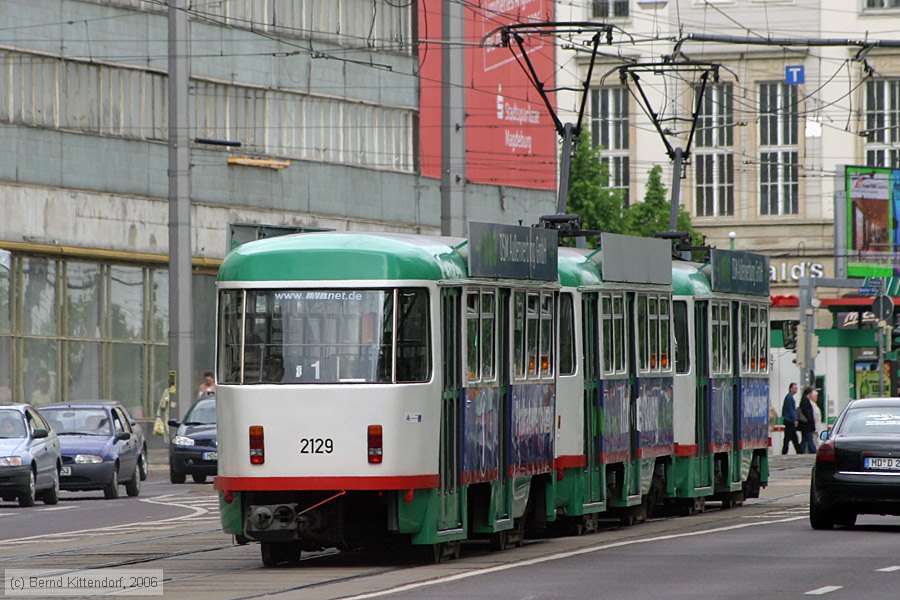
[567,146,701,245]
[566,140,626,241]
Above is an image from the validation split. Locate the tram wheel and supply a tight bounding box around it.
[489,531,508,552]
[430,541,461,563]
[261,542,301,567]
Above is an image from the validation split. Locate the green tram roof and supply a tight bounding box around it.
[218,232,468,282]
[557,248,602,288]
[672,262,711,296]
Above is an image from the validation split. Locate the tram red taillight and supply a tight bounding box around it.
[249,425,265,465]
[368,425,383,464]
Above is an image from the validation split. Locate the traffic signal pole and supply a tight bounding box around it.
[798,276,887,392]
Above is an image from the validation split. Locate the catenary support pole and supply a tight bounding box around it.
[168,0,193,419]
[441,0,466,237]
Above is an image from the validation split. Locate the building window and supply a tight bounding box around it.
[758,83,798,215]
[590,87,630,205]
[593,0,629,18]
[695,83,734,216]
[865,79,900,168]
[866,0,900,9]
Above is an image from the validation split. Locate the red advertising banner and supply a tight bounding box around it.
[419,0,557,190]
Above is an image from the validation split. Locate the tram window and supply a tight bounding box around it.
[721,304,731,373]
[673,301,689,374]
[559,293,575,376]
[466,292,479,382]
[637,295,648,371]
[527,293,540,378]
[660,298,670,370]
[749,305,759,370]
[613,295,625,373]
[540,293,554,377]
[601,296,613,374]
[396,289,430,383]
[649,297,659,369]
[481,292,496,381]
[711,304,720,373]
[218,290,243,384]
[513,292,526,379]
[758,307,769,371]
[740,303,750,371]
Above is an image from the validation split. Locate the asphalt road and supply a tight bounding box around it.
[2,454,898,600]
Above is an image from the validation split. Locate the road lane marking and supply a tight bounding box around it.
[37,506,77,512]
[342,515,808,600]
[805,586,843,595]
[877,566,900,572]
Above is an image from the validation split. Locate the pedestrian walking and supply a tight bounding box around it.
[781,382,801,454]
[798,386,818,454]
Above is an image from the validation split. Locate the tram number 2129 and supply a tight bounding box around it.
[299,438,334,454]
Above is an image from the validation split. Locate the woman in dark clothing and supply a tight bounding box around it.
[798,387,818,454]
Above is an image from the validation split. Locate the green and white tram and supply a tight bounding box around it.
[214,226,561,565]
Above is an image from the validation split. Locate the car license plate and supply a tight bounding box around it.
[203,452,217,461]
[60,466,71,476]
[864,457,900,470]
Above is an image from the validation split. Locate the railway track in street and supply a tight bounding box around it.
[0,459,813,600]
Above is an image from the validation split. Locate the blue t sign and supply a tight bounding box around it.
[786,65,805,85]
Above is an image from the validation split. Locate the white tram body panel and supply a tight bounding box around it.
[554,287,584,461]
[672,295,697,448]
[216,383,440,480]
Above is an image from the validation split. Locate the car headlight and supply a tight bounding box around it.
[0,456,23,467]
[172,435,195,447]
[74,454,104,464]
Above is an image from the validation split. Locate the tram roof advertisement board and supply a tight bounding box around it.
[600,233,672,285]
[710,249,770,296]
[417,0,557,190]
[844,166,899,277]
[469,222,558,281]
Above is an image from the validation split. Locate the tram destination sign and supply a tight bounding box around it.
[468,222,558,281]
[710,249,770,296]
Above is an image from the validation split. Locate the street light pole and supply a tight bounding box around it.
[168,0,193,419]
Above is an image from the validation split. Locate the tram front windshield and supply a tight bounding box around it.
[218,288,430,385]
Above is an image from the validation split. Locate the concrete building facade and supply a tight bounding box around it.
[0,0,556,417]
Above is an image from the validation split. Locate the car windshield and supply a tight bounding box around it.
[839,407,900,435]
[185,398,216,425]
[38,408,113,436]
[0,410,26,438]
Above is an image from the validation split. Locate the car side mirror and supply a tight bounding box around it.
[32,428,49,439]
[116,431,131,441]
[819,430,830,441]
[167,419,180,427]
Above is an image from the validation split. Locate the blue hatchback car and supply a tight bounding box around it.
[38,402,144,499]
[168,395,217,484]
[0,404,61,507]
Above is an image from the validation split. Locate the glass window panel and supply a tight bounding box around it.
[151,268,168,342]
[527,294,539,378]
[218,290,242,384]
[67,340,101,400]
[481,293,495,381]
[749,305,759,370]
[0,250,11,333]
[674,301,689,374]
[110,265,144,340]
[23,256,58,336]
[649,297,659,369]
[559,293,575,376]
[601,296,613,373]
[637,295,648,370]
[660,298,670,370]
[759,308,769,371]
[540,294,553,376]
[111,343,143,416]
[24,338,58,407]
[396,288,430,383]
[514,292,526,379]
[613,296,625,372]
[66,262,102,338]
[466,292,479,382]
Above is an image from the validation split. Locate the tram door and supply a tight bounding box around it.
[439,288,464,531]
[581,294,603,503]
[694,301,711,488]
[495,289,511,521]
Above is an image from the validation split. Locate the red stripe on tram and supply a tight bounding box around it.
[554,455,587,470]
[214,474,439,491]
